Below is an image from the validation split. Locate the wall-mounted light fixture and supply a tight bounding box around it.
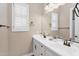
[45,3,65,13]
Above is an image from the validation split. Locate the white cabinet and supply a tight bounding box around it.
[33,39,46,56]
[33,39,42,56]
[33,38,59,56]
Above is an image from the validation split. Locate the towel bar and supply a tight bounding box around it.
[0,25,10,28]
[58,27,69,29]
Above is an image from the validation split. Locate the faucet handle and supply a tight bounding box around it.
[64,40,67,45]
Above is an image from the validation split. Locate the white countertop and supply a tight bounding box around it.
[33,34,79,56]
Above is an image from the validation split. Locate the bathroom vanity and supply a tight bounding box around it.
[32,34,79,56]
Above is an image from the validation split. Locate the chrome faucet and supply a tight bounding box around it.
[43,32,46,38]
[41,32,46,38]
[63,39,71,47]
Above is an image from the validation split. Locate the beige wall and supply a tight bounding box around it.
[0,3,8,55]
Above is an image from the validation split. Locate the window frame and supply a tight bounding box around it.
[12,3,29,32]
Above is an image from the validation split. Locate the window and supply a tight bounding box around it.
[51,13,58,31]
[12,3,29,31]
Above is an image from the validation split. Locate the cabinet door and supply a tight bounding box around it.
[33,39,47,56]
[39,43,47,56]
[33,39,43,56]
[33,39,37,55]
